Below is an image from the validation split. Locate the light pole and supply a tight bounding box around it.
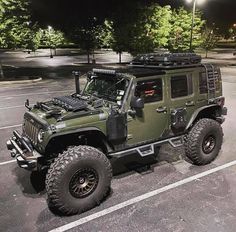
[233,24,236,55]
[48,25,53,58]
[189,0,197,51]
[233,23,236,40]
[187,0,205,51]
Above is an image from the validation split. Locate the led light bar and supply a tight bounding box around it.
[92,69,116,75]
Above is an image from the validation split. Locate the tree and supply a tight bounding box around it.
[229,25,236,40]
[73,27,99,63]
[40,27,65,57]
[111,23,132,63]
[201,27,220,58]
[69,17,103,64]
[127,4,172,55]
[0,0,32,49]
[125,8,156,56]
[21,23,41,53]
[97,20,114,49]
[110,0,142,63]
[169,7,205,52]
[143,5,172,49]
[111,4,172,61]
[111,3,152,62]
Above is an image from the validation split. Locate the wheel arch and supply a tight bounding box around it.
[45,127,113,156]
[186,104,222,130]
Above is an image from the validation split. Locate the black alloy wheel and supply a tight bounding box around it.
[202,135,216,154]
[69,168,99,198]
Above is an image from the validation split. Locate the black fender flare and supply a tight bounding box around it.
[186,104,221,130]
[45,127,113,154]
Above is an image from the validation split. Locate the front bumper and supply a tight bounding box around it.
[6,130,42,171]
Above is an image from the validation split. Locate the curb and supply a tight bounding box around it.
[0,77,42,85]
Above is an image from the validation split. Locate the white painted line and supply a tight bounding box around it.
[0,85,45,91]
[0,160,16,166]
[50,160,236,232]
[0,90,74,98]
[0,124,22,130]
[0,105,23,110]
[0,83,70,90]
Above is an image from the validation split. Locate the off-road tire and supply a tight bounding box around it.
[46,146,112,215]
[184,118,223,165]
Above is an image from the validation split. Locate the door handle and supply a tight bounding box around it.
[185,101,195,107]
[156,106,167,113]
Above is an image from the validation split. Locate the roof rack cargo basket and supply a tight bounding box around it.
[130,53,202,69]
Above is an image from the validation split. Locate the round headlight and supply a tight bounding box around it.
[37,129,44,143]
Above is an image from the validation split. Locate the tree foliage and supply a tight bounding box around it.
[40,28,65,49]
[201,26,220,58]
[169,8,205,52]
[0,1,207,56]
[229,26,236,40]
[0,0,32,48]
[144,5,172,49]
[97,20,114,49]
[110,4,172,58]
[110,5,205,57]
[128,5,172,55]
[109,1,138,62]
[69,19,101,63]
[125,7,155,55]
[20,24,42,52]
[111,21,130,63]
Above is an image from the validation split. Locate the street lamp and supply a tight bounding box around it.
[48,25,53,58]
[187,0,206,51]
[233,24,236,54]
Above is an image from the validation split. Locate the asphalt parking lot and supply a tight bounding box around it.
[1,66,236,232]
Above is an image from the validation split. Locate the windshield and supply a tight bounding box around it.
[83,74,129,105]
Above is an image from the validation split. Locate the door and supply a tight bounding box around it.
[168,73,195,123]
[127,76,168,145]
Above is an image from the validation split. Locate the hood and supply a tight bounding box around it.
[31,95,110,124]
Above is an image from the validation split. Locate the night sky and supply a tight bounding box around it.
[31,0,236,33]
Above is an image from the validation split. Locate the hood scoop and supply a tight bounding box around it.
[53,95,88,112]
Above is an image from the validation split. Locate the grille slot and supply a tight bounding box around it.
[24,118,40,145]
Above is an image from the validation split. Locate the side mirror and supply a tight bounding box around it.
[130,97,144,109]
[25,99,32,110]
[87,71,93,80]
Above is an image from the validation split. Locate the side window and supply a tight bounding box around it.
[135,78,163,103]
[171,75,193,99]
[199,72,208,94]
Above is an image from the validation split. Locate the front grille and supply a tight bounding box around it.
[23,118,40,145]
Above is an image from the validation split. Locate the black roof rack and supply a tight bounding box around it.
[130,53,202,69]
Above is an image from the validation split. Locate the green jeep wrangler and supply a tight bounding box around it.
[7,53,227,215]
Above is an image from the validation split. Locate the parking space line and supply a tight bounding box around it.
[0,84,52,90]
[0,83,73,91]
[0,160,16,166]
[50,160,236,232]
[0,105,23,110]
[0,90,74,98]
[0,124,22,130]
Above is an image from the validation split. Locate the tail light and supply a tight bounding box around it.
[216,97,225,107]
